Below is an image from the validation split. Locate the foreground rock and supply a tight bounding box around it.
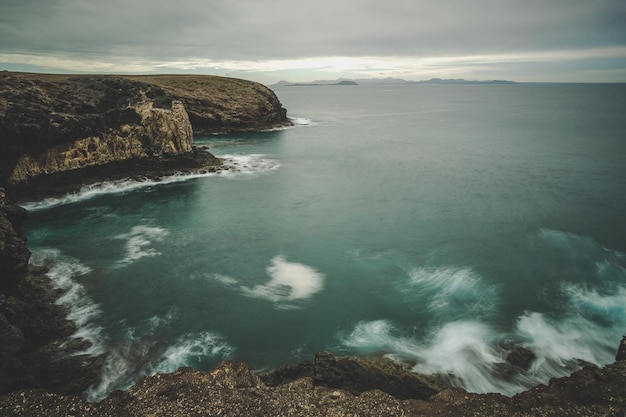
[0,72,289,201]
[0,342,625,416]
[1,187,625,414]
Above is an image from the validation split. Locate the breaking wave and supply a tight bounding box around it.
[219,154,281,177]
[86,309,233,402]
[21,154,279,211]
[113,225,170,267]
[341,229,626,396]
[29,249,105,356]
[289,117,316,126]
[401,266,499,320]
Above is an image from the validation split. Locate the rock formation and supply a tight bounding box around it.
[0,190,103,395]
[0,72,290,201]
[125,74,290,135]
[1,71,624,416]
[0,340,625,416]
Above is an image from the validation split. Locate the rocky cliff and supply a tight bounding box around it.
[125,74,290,135]
[0,72,289,200]
[1,71,625,416]
[0,190,103,395]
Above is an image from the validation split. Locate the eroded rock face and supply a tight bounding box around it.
[0,190,103,394]
[0,190,30,289]
[1,74,194,189]
[0,72,289,200]
[125,75,291,135]
[1,352,626,417]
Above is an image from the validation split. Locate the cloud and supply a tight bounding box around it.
[1,0,625,81]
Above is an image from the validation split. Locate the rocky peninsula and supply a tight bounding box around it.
[0,72,625,416]
[0,72,289,201]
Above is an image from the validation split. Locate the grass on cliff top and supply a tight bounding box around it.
[124,75,277,116]
[5,71,273,104]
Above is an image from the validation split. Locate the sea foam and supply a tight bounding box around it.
[20,154,280,211]
[113,225,170,267]
[241,255,325,309]
[341,238,626,396]
[29,249,105,356]
[86,308,233,402]
[219,154,281,177]
[402,266,499,320]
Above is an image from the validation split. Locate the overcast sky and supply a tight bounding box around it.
[1,0,625,83]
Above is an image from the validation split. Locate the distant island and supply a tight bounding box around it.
[416,78,516,85]
[278,80,359,86]
[271,77,516,87]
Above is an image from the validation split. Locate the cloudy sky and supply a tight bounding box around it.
[1,0,625,84]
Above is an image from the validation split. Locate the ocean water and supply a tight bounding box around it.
[22,83,626,401]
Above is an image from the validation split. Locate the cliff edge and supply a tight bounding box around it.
[0,72,289,201]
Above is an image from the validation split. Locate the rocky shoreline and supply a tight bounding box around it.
[1,72,290,202]
[1,72,625,416]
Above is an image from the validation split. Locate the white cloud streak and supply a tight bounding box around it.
[1,0,624,82]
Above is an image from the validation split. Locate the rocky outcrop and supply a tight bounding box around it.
[0,342,625,416]
[0,189,30,289]
[0,72,289,201]
[262,350,445,400]
[0,190,103,394]
[125,75,291,135]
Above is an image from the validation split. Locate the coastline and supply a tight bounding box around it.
[1,72,626,415]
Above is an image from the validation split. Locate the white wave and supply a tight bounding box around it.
[29,249,106,356]
[341,276,626,396]
[341,319,517,394]
[87,327,232,402]
[113,225,169,266]
[342,320,411,355]
[402,266,499,319]
[149,331,234,375]
[515,281,626,374]
[290,117,315,126]
[241,255,324,309]
[208,273,240,287]
[20,172,220,212]
[21,154,280,211]
[86,309,182,401]
[536,229,626,272]
[219,154,281,177]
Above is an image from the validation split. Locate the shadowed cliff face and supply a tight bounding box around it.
[0,190,103,394]
[0,72,289,199]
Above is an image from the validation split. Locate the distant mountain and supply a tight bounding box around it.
[415,78,517,85]
[270,77,516,87]
[273,80,359,86]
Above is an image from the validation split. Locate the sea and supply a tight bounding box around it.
[22,83,626,401]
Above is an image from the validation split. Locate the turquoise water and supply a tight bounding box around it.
[23,83,626,400]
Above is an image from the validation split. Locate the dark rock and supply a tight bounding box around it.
[504,345,536,371]
[0,191,104,395]
[2,349,626,417]
[313,350,443,400]
[0,191,30,290]
[260,360,314,386]
[617,336,626,362]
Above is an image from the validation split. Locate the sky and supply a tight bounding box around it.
[1,0,625,84]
